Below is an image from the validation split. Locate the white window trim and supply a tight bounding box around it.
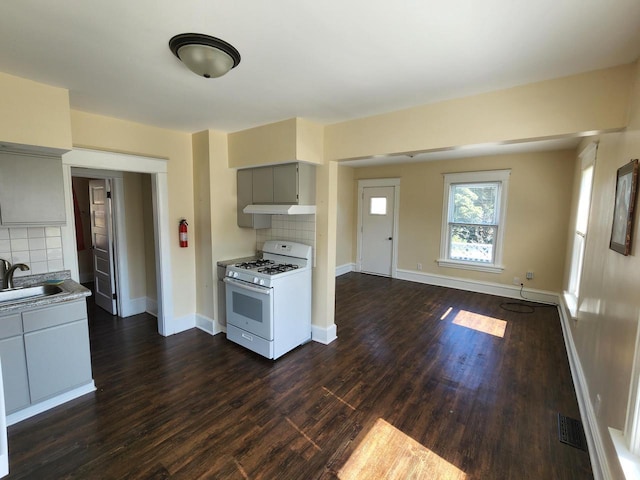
[438,169,510,273]
[563,141,597,319]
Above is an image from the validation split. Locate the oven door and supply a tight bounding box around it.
[224,277,273,340]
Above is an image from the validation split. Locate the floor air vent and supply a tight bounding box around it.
[558,413,587,451]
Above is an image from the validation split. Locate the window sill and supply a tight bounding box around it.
[436,259,504,274]
[610,428,640,480]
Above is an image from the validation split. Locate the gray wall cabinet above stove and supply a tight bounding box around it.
[237,162,316,229]
[237,168,272,229]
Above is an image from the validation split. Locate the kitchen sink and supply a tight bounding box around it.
[0,285,64,305]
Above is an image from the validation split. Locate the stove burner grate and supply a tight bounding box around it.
[235,259,274,270]
[257,264,300,275]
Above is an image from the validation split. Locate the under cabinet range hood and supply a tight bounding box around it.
[243,204,316,215]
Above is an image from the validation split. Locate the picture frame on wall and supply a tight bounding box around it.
[610,159,639,255]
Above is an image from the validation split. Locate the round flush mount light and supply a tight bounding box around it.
[169,33,241,78]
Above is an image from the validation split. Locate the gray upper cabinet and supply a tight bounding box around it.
[237,162,316,228]
[237,169,271,229]
[251,166,274,204]
[0,151,66,226]
[273,163,299,203]
[249,162,316,205]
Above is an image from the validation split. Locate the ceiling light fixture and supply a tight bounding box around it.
[169,33,241,78]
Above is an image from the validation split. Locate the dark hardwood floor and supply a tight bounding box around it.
[6,273,592,479]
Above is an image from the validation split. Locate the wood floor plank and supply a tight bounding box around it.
[4,273,592,479]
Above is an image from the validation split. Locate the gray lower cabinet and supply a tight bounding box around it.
[0,300,92,414]
[0,334,30,414]
[24,319,91,403]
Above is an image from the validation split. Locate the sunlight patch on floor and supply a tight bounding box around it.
[452,310,507,338]
[338,418,466,480]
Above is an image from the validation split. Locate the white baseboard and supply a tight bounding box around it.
[336,263,355,277]
[7,381,96,426]
[558,297,610,480]
[119,296,147,318]
[312,323,337,345]
[172,314,196,335]
[146,297,158,317]
[196,314,224,336]
[396,268,559,304]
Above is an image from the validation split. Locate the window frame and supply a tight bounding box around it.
[438,170,510,273]
[564,142,597,318]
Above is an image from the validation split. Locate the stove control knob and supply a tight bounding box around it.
[253,277,259,284]
[259,279,265,286]
[227,271,232,277]
[232,272,238,278]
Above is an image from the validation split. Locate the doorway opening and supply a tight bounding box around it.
[61,149,173,336]
[71,171,157,318]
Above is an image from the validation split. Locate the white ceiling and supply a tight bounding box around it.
[0,0,639,145]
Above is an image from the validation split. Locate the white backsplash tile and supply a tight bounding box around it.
[30,250,47,262]
[9,228,27,239]
[256,214,316,265]
[28,227,45,238]
[28,237,46,250]
[10,238,29,251]
[46,236,62,249]
[45,227,61,237]
[0,227,64,275]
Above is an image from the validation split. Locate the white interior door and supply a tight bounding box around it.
[89,179,117,314]
[361,186,395,276]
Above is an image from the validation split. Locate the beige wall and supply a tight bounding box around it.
[70,110,196,319]
[0,71,72,151]
[350,150,576,292]
[563,60,640,479]
[208,130,257,326]
[228,118,324,168]
[122,172,147,300]
[312,161,338,332]
[141,174,157,302]
[192,131,215,320]
[325,64,635,161]
[336,165,355,267]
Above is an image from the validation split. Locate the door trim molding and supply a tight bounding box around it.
[62,148,173,337]
[356,178,400,278]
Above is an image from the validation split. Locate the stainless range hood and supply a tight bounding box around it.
[243,204,316,215]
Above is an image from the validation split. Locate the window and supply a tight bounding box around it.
[438,170,510,273]
[565,143,596,316]
[370,197,387,215]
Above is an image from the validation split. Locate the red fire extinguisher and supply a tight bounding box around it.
[179,219,188,248]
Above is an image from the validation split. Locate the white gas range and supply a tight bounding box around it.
[224,240,312,359]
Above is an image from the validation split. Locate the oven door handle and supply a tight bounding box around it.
[224,277,272,295]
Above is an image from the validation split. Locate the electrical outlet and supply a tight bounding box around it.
[526,271,534,280]
[417,263,422,271]
[513,277,520,285]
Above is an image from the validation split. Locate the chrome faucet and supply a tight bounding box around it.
[2,262,29,289]
[0,259,9,289]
